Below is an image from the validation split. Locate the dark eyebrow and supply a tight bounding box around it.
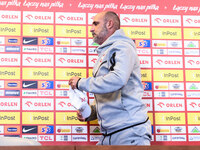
[92,21,99,26]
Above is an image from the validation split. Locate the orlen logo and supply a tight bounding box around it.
[186,18,193,24]
[25,101,33,107]
[91,58,97,63]
[155,18,162,23]
[26,14,33,20]
[156,59,163,65]
[188,60,200,65]
[157,102,165,108]
[123,17,130,22]
[25,57,33,63]
[58,58,66,63]
[189,102,198,108]
[58,101,73,107]
[58,15,65,21]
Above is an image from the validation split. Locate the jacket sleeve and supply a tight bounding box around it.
[78,42,138,94]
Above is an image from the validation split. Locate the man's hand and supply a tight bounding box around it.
[77,110,86,122]
[69,76,80,89]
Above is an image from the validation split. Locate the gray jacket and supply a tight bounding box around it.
[78,29,149,135]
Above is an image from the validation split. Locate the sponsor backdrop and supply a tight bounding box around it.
[0,0,200,145]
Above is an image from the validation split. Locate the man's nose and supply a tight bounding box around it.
[90,26,94,32]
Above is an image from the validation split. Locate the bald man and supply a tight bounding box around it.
[69,11,151,145]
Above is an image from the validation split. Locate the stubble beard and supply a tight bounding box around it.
[93,25,108,45]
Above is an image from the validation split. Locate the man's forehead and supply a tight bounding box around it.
[93,12,105,21]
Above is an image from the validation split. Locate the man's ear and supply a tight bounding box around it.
[106,19,114,29]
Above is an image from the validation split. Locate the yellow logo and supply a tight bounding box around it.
[0,112,20,124]
[0,67,20,79]
[22,68,54,80]
[56,68,86,80]
[188,113,200,124]
[56,112,87,124]
[56,25,86,37]
[0,24,20,36]
[122,27,150,39]
[23,24,53,36]
[186,70,200,81]
[155,113,185,124]
[153,70,183,81]
[141,69,152,81]
[152,28,182,39]
[184,28,200,40]
[22,112,54,124]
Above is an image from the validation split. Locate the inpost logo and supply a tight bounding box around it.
[22,112,54,124]
[155,113,185,124]
[56,112,86,124]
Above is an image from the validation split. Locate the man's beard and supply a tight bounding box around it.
[93,25,108,45]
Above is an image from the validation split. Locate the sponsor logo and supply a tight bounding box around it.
[38,135,54,141]
[23,46,38,52]
[56,81,69,89]
[155,113,185,124]
[56,55,86,67]
[156,126,170,133]
[189,135,200,141]
[142,82,152,90]
[38,126,54,134]
[56,112,86,124]
[23,98,54,110]
[56,135,71,141]
[152,15,181,26]
[190,126,200,133]
[154,82,168,90]
[5,90,20,96]
[22,135,38,141]
[90,126,100,134]
[39,38,54,45]
[139,56,151,68]
[72,135,87,142]
[0,98,20,110]
[143,91,152,97]
[153,56,183,68]
[56,12,86,24]
[155,99,185,111]
[172,126,184,133]
[22,68,54,80]
[22,126,38,134]
[22,112,54,124]
[171,135,186,141]
[5,81,20,89]
[90,135,101,142]
[5,46,20,52]
[56,126,71,134]
[23,11,53,23]
[56,68,86,80]
[22,90,37,96]
[23,37,38,45]
[135,40,150,48]
[5,126,20,134]
[0,11,21,23]
[6,37,20,45]
[0,112,20,124]
[184,41,198,48]
[156,135,171,141]
[38,81,54,89]
[72,126,86,134]
[137,48,151,55]
[153,70,183,81]
[56,99,74,111]
[22,81,38,89]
